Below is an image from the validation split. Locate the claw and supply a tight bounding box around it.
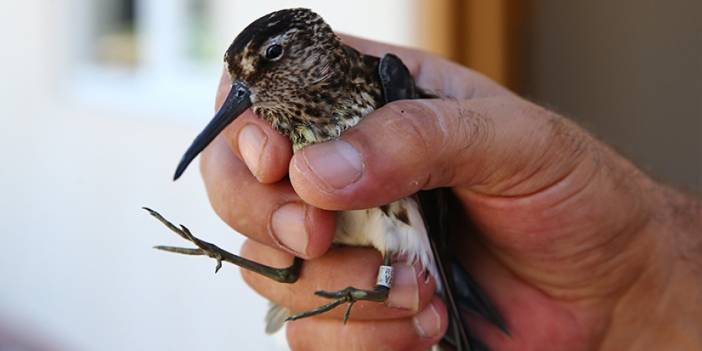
[214,259,223,273]
[342,301,355,324]
[153,246,205,255]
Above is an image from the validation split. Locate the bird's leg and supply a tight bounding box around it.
[286,253,393,323]
[143,207,301,284]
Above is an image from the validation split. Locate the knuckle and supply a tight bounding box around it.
[446,98,495,156]
[383,100,447,161]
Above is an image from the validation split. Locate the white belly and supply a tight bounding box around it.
[334,197,440,290]
[265,197,443,335]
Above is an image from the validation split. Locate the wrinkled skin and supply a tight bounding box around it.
[200,35,702,350]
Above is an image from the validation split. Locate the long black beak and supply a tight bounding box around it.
[173,80,251,180]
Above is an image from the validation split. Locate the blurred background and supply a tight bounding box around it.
[0,0,699,350]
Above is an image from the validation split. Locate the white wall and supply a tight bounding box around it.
[0,1,420,350]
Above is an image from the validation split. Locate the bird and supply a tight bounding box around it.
[145,8,508,350]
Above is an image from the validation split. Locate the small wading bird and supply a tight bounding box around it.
[145,8,508,350]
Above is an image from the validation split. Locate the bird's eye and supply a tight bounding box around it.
[264,44,283,60]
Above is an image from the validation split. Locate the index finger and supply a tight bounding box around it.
[214,68,293,184]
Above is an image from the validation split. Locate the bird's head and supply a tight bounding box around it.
[225,8,342,100]
[174,8,375,180]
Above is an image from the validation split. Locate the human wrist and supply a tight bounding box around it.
[601,183,702,350]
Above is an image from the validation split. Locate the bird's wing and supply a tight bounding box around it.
[378,53,418,101]
[378,54,470,351]
[378,53,507,351]
[415,189,475,351]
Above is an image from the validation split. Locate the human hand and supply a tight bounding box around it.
[200,35,702,350]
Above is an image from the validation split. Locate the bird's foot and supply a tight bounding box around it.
[143,207,302,283]
[286,285,389,323]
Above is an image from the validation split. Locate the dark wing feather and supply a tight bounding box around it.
[452,261,510,335]
[377,53,508,351]
[378,53,418,101]
[378,53,471,351]
[416,188,473,351]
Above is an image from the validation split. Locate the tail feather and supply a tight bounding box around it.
[265,302,288,334]
[452,261,509,335]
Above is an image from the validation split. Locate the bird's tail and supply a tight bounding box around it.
[452,261,509,335]
[265,302,289,334]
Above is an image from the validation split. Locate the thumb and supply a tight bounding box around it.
[288,96,589,210]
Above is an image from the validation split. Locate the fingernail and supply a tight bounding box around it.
[302,140,363,189]
[386,264,419,311]
[239,124,267,178]
[271,203,308,256]
[413,302,441,339]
